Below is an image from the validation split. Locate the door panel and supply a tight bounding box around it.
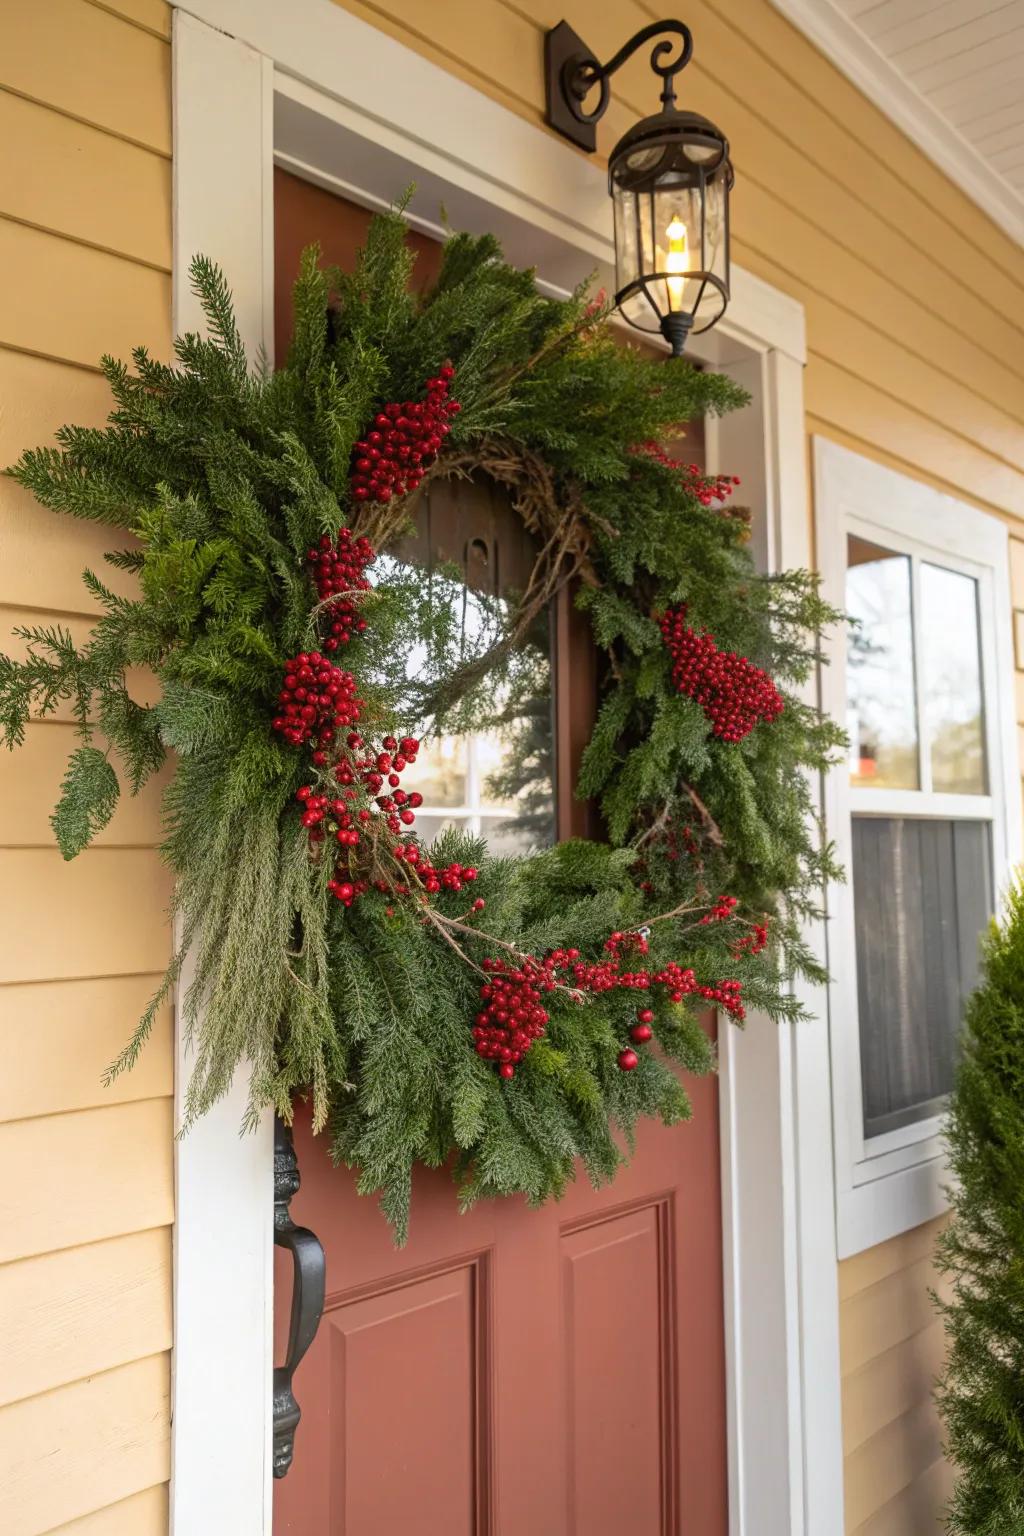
[273,173,726,1536]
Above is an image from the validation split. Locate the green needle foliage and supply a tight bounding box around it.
[1,207,843,1240]
[936,880,1024,1534]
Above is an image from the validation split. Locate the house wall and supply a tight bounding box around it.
[0,3,174,1533]
[320,0,1024,1532]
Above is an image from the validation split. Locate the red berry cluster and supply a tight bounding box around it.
[701,894,738,925]
[306,528,374,651]
[474,955,558,1078]
[272,652,363,756]
[294,733,424,905]
[733,919,769,957]
[639,442,741,507]
[475,927,745,1080]
[659,606,784,744]
[350,366,461,504]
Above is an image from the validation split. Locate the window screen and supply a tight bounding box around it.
[852,818,991,1138]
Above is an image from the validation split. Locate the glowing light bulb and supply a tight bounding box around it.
[664,214,690,310]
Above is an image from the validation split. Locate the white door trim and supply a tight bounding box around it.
[170,6,843,1533]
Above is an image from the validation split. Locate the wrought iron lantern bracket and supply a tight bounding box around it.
[544,19,693,153]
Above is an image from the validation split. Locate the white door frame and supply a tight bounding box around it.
[169,5,845,1533]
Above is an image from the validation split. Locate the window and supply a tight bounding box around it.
[390,474,558,857]
[815,441,1020,1257]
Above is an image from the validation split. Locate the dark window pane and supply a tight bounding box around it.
[852,816,992,1139]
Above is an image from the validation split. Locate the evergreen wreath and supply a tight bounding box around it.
[0,207,842,1240]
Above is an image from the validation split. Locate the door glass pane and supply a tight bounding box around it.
[852,816,991,1139]
[920,562,987,794]
[846,536,919,789]
[390,476,557,857]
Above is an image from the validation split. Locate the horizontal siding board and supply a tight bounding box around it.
[0,1100,174,1264]
[806,355,1024,517]
[0,92,170,269]
[844,1399,945,1530]
[839,1216,946,1300]
[841,1320,947,1453]
[734,233,1024,470]
[850,1455,954,1536]
[0,1228,172,1406]
[0,974,171,1123]
[0,361,145,617]
[840,1254,946,1375]
[0,724,168,850]
[731,191,1024,439]
[0,0,170,155]
[804,415,1020,527]
[84,0,171,41]
[0,849,172,984]
[0,1352,170,1535]
[0,220,170,369]
[47,1483,169,1535]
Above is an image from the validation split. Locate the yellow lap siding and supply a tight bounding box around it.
[840,1220,949,1534]
[47,1483,169,1534]
[0,850,173,982]
[85,0,171,42]
[0,3,172,1529]
[0,975,171,1122]
[0,1101,174,1266]
[842,1322,947,1455]
[0,0,170,154]
[0,1229,172,1406]
[0,92,170,269]
[0,221,170,369]
[0,727,170,849]
[0,1353,170,1536]
[852,1458,954,1536]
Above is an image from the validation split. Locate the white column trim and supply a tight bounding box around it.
[170,15,275,1536]
[169,5,841,1532]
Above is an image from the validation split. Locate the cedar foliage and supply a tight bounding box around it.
[0,209,842,1239]
[936,881,1024,1534]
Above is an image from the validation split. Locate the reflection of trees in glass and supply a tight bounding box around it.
[845,549,918,788]
[480,608,555,849]
[365,540,557,856]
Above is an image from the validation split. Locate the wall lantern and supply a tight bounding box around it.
[545,19,733,356]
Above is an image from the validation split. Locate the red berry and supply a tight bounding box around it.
[618,1048,640,1072]
[630,1024,653,1044]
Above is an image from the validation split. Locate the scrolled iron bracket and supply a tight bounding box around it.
[272,1115,326,1479]
[545,18,694,152]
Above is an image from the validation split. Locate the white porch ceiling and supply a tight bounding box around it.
[771,0,1024,246]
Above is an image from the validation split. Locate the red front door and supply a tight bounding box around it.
[272,172,729,1536]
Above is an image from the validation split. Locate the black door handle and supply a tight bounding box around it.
[272,1114,326,1479]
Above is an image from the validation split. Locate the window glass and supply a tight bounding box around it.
[389,477,557,857]
[920,562,987,795]
[852,816,991,1139]
[846,536,919,789]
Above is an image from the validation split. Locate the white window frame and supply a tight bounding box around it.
[815,438,1022,1258]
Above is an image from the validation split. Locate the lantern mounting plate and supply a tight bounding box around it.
[544,18,694,154]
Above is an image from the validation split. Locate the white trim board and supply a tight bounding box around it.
[170,5,841,1533]
[170,15,275,1536]
[768,0,1024,251]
